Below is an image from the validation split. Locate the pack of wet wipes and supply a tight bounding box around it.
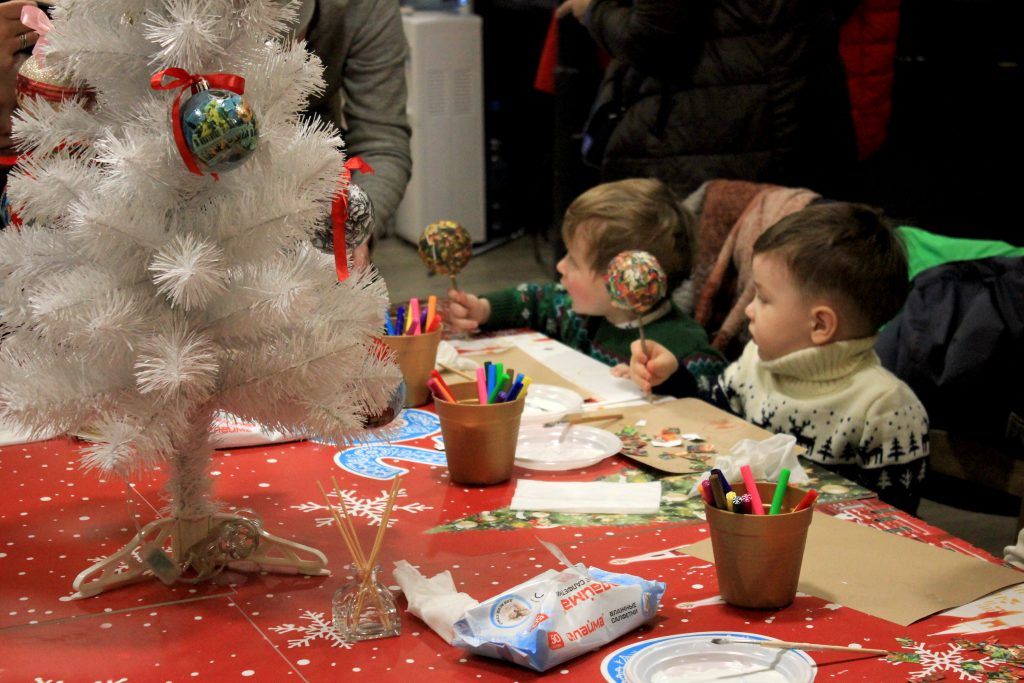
[451,541,665,672]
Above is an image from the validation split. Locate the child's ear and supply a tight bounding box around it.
[809,305,839,345]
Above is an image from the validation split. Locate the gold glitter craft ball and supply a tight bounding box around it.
[417,220,473,275]
[16,54,96,111]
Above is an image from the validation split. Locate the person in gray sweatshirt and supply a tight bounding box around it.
[290,0,412,266]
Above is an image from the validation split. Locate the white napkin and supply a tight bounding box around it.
[209,412,300,449]
[689,433,810,496]
[435,340,480,374]
[392,560,478,644]
[510,479,662,514]
[0,422,58,447]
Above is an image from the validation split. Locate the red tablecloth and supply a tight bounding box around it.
[2,409,1023,682]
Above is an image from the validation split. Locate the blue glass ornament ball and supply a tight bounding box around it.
[363,381,406,430]
[179,88,258,173]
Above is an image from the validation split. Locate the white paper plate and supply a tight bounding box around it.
[611,632,815,683]
[514,424,621,471]
[520,384,584,427]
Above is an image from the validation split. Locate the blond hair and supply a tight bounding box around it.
[562,178,695,289]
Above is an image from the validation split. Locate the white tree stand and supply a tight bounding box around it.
[73,513,329,599]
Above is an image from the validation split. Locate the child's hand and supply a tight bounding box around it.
[629,340,679,393]
[446,289,491,331]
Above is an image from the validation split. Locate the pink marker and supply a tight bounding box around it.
[408,298,421,335]
[475,366,488,405]
[740,464,765,515]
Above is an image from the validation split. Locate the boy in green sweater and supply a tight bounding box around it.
[447,178,725,396]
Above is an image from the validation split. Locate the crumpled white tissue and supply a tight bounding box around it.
[435,340,479,374]
[392,560,478,644]
[689,433,810,496]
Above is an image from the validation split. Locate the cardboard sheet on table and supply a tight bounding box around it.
[683,511,1024,626]
[439,346,592,401]
[605,398,803,474]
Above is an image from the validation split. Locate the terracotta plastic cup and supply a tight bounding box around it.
[704,481,814,609]
[434,382,525,486]
[380,325,442,407]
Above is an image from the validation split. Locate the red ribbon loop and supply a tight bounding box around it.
[330,156,375,282]
[149,69,247,176]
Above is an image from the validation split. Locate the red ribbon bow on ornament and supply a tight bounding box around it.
[20,6,51,66]
[330,156,374,282]
[149,68,246,177]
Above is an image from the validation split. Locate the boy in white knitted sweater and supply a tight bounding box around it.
[632,203,930,512]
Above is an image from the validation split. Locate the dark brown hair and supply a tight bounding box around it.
[562,178,695,290]
[753,202,909,333]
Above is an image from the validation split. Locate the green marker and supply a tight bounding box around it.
[769,468,791,515]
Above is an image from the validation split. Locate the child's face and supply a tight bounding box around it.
[555,230,615,317]
[745,253,818,361]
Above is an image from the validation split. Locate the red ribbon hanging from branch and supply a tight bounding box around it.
[149,68,246,177]
[330,156,374,282]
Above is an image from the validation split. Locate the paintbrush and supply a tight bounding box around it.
[710,637,888,656]
[542,413,623,428]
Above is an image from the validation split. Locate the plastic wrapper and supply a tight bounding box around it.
[452,563,665,672]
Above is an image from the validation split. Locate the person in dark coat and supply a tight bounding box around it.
[556,0,857,198]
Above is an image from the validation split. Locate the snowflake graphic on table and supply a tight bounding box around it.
[268,610,353,649]
[291,487,431,528]
[886,639,995,681]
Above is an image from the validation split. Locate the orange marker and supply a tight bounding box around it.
[425,295,437,332]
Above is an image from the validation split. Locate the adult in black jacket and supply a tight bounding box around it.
[556,0,857,198]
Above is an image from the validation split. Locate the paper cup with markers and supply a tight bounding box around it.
[380,324,442,407]
[432,382,525,485]
[703,477,815,609]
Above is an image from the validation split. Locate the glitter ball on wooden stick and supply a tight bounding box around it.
[605,250,667,314]
[418,220,472,289]
[17,53,96,111]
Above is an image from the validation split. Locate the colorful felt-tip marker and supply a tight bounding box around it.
[737,493,752,514]
[709,475,727,509]
[769,468,791,515]
[712,468,732,495]
[425,295,437,332]
[408,298,421,335]
[427,378,455,403]
[699,479,714,506]
[725,491,737,512]
[740,464,765,515]
[395,306,406,336]
[475,366,488,405]
[793,489,819,512]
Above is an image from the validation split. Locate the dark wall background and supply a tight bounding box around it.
[476,0,1022,246]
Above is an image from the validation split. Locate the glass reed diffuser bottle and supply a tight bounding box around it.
[332,563,400,641]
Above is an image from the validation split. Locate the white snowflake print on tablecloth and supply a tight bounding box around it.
[268,610,353,649]
[886,639,994,681]
[291,487,431,528]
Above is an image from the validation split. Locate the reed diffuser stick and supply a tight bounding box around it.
[317,481,363,566]
[352,476,401,627]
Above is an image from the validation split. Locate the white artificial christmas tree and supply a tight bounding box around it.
[0,0,401,597]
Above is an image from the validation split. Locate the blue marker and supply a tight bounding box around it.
[395,306,406,336]
[506,380,524,401]
[712,468,733,495]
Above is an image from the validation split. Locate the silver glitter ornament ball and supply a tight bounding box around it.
[344,182,375,250]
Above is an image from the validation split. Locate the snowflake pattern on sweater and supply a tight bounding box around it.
[483,283,725,393]
[710,338,930,511]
